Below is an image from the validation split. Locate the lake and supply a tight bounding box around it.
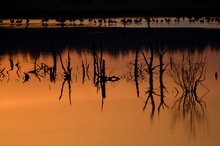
[0,17,220,146]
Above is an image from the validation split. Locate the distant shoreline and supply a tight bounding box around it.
[0,2,220,19]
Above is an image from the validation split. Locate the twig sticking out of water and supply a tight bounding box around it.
[169,50,209,140]
[141,43,160,118]
[27,53,43,82]
[93,45,120,111]
[49,43,57,83]
[23,72,30,83]
[0,68,5,81]
[134,47,140,97]
[15,60,21,78]
[58,48,72,105]
[156,48,169,112]
[9,58,14,71]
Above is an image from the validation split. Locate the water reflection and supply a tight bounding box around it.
[0,27,219,145]
[58,47,72,104]
[121,42,213,141]
[128,44,169,118]
[93,45,120,110]
[141,44,158,117]
[169,50,209,140]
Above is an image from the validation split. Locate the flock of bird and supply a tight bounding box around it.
[0,16,220,27]
[40,16,220,26]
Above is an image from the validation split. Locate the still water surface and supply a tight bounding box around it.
[0,19,220,146]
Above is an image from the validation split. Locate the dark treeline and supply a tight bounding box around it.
[0,27,220,57]
[0,1,220,18]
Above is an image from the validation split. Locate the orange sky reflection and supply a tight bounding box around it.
[0,47,220,146]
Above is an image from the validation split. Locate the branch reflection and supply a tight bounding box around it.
[156,47,169,112]
[169,50,209,140]
[58,47,72,105]
[141,44,158,117]
[93,45,120,111]
[128,44,169,118]
[0,43,211,130]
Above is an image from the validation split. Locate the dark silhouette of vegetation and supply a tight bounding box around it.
[0,68,5,82]
[6,58,14,82]
[127,43,169,118]
[23,72,30,83]
[93,45,120,111]
[27,53,43,82]
[134,47,140,98]
[49,43,57,83]
[125,47,146,97]
[9,58,14,71]
[21,43,58,84]
[81,54,91,84]
[141,43,160,118]
[58,47,72,105]
[215,71,218,80]
[22,54,45,83]
[169,50,209,140]
[82,60,86,84]
[15,60,21,78]
[156,47,169,112]
[0,41,212,134]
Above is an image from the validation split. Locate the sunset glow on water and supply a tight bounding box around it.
[0,1,220,142]
[0,40,220,145]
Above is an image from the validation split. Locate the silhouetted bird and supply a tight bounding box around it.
[98,18,102,24]
[121,18,126,23]
[79,18,84,24]
[127,19,132,23]
[16,19,22,24]
[88,18,93,22]
[108,19,113,24]
[200,19,204,23]
[41,18,49,23]
[134,18,142,24]
[10,19,14,23]
[165,18,171,23]
[25,19,30,27]
[56,18,66,24]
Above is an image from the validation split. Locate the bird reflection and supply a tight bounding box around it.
[169,50,209,140]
